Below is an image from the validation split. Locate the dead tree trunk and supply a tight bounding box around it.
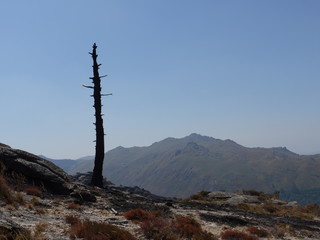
[84,43,110,187]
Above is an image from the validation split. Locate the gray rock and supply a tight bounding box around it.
[0,145,69,194]
[286,201,298,207]
[271,199,287,205]
[0,143,11,148]
[208,191,236,199]
[0,213,29,237]
[225,195,261,205]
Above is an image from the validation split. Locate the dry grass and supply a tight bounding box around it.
[65,215,81,225]
[123,208,162,221]
[24,187,42,197]
[15,192,25,204]
[187,190,211,201]
[67,202,83,210]
[68,219,138,240]
[0,228,33,240]
[239,201,320,220]
[34,206,46,215]
[5,204,15,210]
[246,226,269,238]
[221,230,258,240]
[140,217,178,240]
[269,224,292,238]
[0,175,15,203]
[242,190,279,201]
[35,222,48,233]
[173,216,202,238]
[30,196,40,205]
[32,222,48,240]
[135,210,217,240]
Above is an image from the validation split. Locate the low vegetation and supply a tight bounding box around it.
[220,230,258,240]
[66,217,137,240]
[0,223,47,240]
[123,208,218,240]
[24,187,42,197]
[187,190,211,202]
[246,226,269,238]
[185,189,320,221]
[122,208,162,221]
[67,202,83,210]
[65,215,81,225]
[0,175,15,204]
[0,230,33,240]
[238,201,320,220]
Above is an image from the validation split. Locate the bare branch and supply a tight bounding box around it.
[82,84,94,89]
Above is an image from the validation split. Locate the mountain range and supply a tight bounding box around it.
[47,133,320,204]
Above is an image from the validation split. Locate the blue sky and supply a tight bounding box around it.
[1,0,320,159]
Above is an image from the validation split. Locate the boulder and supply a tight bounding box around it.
[224,195,261,206]
[286,201,298,207]
[0,143,70,194]
[208,191,236,199]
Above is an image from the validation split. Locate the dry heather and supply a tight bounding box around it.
[123,208,218,240]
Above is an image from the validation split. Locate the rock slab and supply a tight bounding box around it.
[0,143,69,193]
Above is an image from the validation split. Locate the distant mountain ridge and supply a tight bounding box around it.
[48,133,320,204]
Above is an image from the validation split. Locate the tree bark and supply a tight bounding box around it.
[90,43,105,187]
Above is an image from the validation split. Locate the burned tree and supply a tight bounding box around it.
[83,43,111,187]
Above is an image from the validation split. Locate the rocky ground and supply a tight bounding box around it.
[1,180,320,239]
[1,144,320,239]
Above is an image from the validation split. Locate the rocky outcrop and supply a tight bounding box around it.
[0,213,29,238]
[71,172,169,201]
[0,170,319,239]
[0,143,69,193]
[208,191,236,199]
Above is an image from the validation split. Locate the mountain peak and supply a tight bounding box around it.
[185,133,216,142]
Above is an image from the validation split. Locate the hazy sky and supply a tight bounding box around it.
[1,1,320,159]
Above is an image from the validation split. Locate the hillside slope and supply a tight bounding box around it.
[50,134,320,203]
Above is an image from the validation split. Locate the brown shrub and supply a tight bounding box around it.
[221,230,258,240]
[140,217,178,240]
[69,219,137,240]
[139,214,216,240]
[24,187,42,197]
[34,222,48,239]
[65,215,81,225]
[123,208,160,221]
[15,192,25,204]
[173,216,202,238]
[35,207,46,215]
[192,231,218,240]
[67,202,83,210]
[246,226,269,237]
